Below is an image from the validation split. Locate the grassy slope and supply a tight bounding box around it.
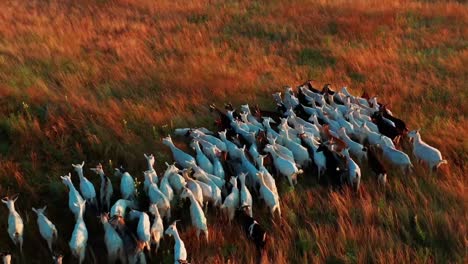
[0,0,467,263]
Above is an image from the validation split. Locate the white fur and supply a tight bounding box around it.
[338,127,367,163]
[72,162,97,208]
[129,210,151,253]
[114,169,135,201]
[181,171,203,206]
[147,180,171,221]
[408,130,447,170]
[149,204,164,253]
[191,140,214,175]
[264,144,303,187]
[300,133,326,180]
[165,221,187,264]
[61,173,85,219]
[257,172,281,219]
[162,135,196,168]
[110,199,134,218]
[180,188,209,241]
[1,195,24,253]
[381,144,413,173]
[90,163,113,211]
[342,149,361,191]
[100,213,125,263]
[32,206,58,252]
[69,201,87,264]
[221,177,240,222]
[143,154,158,192]
[238,173,253,217]
[255,155,278,196]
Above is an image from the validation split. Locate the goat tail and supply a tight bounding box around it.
[436,160,448,169]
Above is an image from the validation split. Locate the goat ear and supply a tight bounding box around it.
[12,194,19,202]
[72,164,77,168]
[417,128,421,133]
[144,153,148,159]
[1,197,8,203]
[68,172,71,177]
[81,161,85,166]
[32,207,37,213]
[42,205,47,211]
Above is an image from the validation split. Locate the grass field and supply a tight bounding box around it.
[0,0,467,263]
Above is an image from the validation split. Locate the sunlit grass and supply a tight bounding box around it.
[0,0,466,263]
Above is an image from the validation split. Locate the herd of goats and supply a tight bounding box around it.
[1,81,447,264]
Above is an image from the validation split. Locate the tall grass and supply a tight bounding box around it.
[0,0,466,263]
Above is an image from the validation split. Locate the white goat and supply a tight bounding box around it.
[299,133,326,180]
[129,210,151,253]
[72,161,98,208]
[191,129,227,152]
[221,176,240,222]
[165,221,187,264]
[160,166,175,204]
[191,140,214,175]
[218,130,242,160]
[162,135,196,168]
[149,204,164,253]
[164,163,186,194]
[205,146,225,180]
[408,130,447,171]
[100,213,125,264]
[110,199,135,218]
[181,170,203,206]
[114,167,136,201]
[255,155,278,196]
[32,206,58,252]
[264,144,303,187]
[238,172,253,217]
[342,149,361,191]
[143,154,158,192]
[180,188,209,241]
[338,127,367,163]
[1,194,24,253]
[381,144,413,174]
[69,201,87,264]
[90,163,113,212]
[189,161,224,188]
[257,172,281,219]
[61,173,85,219]
[183,170,219,208]
[147,180,171,221]
[236,147,261,190]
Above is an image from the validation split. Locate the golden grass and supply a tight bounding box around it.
[0,0,467,263]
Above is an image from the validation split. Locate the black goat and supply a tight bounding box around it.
[321,83,336,95]
[379,105,408,134]
[366,145,387,186]
[224,103,242,120]
[210,104,235,138]
[316,143,347,188]
[236,206,268,251]
[371,111,401,141]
